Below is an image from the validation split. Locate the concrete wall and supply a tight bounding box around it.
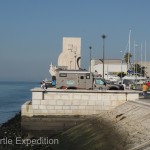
[21,88,139,117]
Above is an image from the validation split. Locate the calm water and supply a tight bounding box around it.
[0,81,39,124]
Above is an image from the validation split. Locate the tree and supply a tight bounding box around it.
[131,63,146,77]
[124,52,132,64]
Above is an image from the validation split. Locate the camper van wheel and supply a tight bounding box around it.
[67,86,77,89]
[99,87,103,90]
[109,87,118,90]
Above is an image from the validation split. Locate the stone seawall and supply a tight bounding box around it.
[21,88,139,137]
[21,88,139,117]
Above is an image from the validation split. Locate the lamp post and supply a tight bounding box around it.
[89,46,92,72]
[74,51,77,70]
[102,34,106,78]
[120,50,123,83]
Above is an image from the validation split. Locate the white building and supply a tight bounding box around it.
[91,59,127,79]
[139,61,150,78]
[58,37,81,70]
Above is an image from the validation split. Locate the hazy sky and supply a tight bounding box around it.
[0,0,150,81]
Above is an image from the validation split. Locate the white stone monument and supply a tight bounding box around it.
[58,37,81,70]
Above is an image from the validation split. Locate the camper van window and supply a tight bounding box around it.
[80,76,84,79]
[59,73,67,77]
[86,73,90,79]
[95,79,104,85]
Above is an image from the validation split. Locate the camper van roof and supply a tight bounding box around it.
[58,70,90,74]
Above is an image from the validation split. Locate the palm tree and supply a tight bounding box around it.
[124,52,132,71]
[124,52,132,64]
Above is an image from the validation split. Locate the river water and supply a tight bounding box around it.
[0,81,38,124]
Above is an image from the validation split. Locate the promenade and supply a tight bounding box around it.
[138,92,150,103]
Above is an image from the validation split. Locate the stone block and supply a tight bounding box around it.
[64,100,72,105]
[44,94,54,100]
[40,100,48,105]
[82,95,90,100]
[73,94,81,100]
[95,100,103,105]
[109,94,117,100]
[79,100,88,106]
[21,112,33,117]
[33,109,42,114]
[78,106,86,109]
[64,110,73,114]
[72,100,80,105]
[47,106,55,110]
[88,100,96,105]
[61,95,69,100]
[41,110,49,113]
[21,101,31,108]
[48,110,57,114]
[32,100,41,105]
[101,94,109,101]
[39,105,47,110]
[127,93,139,101]
[32,105,39,109]
[89,95,98,100]
[85,106,94,110]
[117,94,126,101]
[63,106,71,110]
[55,106,63,110]
[103,100,111,106]
[48,100,56,105]
[56,110,65,114]
[54,95,61,99]
[21,108,27,114]
[94,106,102,110]
[97,94,102,100]
[32,92,43,100]
[71,106,79,110]
[57,100,64,105]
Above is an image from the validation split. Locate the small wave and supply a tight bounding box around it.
[0,110,19,114]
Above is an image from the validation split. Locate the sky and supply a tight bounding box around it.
[0,0,150,81]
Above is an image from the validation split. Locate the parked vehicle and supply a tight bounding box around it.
[56,70,124,90]
[94,78,124,90]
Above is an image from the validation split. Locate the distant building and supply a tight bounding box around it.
[58,37,81,70]
[91,59,127,76]
[139,61,150,78]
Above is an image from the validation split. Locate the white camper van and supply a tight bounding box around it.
[56,70,124,90]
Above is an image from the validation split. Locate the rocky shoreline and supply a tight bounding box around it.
[0,112,53,150]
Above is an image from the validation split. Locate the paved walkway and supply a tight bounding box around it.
[138,92,150,103]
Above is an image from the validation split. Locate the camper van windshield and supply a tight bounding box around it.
[95,78,106,85]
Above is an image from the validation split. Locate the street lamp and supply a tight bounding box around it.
[89,46,92,72]
[120,51,123,83]
[101,34,106,78]
[74,50,77,70]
